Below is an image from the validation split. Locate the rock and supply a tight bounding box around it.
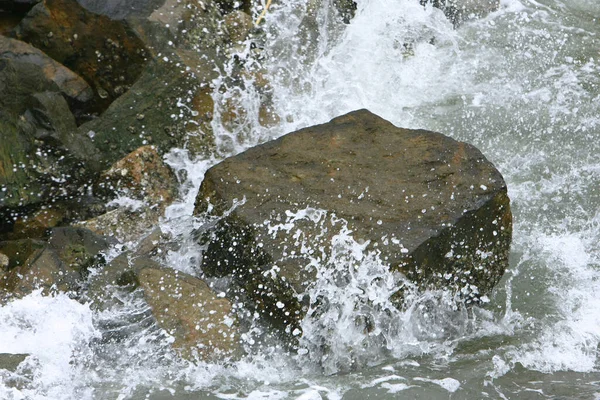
[0,227,110,301]
[194,109,512,337]
[0,35,92,102]
[87,253,241,361]
[138,267,241,361]
[0,353,28,373]
[10,207,64,238]
[0,54,100,222]
[13,0,150,116]
[0,245,83,300]
[76,207,162,243]
[95,145,179,208]
[75,0,165,19]
[77,55,221,166]
[0,239,45,270]
[76,145,179,243]
[0,252,8,268]
[421,0,500,26]
[224,11,253,45]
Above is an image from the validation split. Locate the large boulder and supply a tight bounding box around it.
[194,109,512,337]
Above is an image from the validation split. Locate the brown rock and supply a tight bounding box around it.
[13,0,149,114]
[224,10,253,44]
[78,145,179,242]
[194,109,512,337]
[96,145,179,208]
[0,227,110,301]
[86,253,242,361]
[0,35,93,102]
[76,207,162,243]
[138,267,241,361]
[11,207,64,239]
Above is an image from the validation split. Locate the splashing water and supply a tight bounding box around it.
[2,0,600,398]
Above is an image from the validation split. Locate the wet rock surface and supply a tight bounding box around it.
[0,51,99,218]
[77,145,179,242]
[12,0,150,116]
[0,35,92,102]
[194,109,512,336]
[87,253,241,361]
[0,0,226,236]
[0,227,110,301]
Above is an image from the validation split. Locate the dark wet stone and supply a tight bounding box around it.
[194,109,512,337]
[12,0,150,116]
[0,56,99,217]
[0,35,92,102]
[0,227,110,301]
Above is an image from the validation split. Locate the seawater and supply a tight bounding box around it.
[1,0,599,398]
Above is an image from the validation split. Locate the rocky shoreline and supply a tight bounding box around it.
[0,0,506,364]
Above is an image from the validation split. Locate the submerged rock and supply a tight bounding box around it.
[0,353,28,373]
[194,109,512,337]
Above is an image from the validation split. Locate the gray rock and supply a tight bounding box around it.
[0,56,99,214]
[0,353,28,373]
[194,109,512,337]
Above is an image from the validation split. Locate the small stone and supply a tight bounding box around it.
[0,253,9,269]
[98,88,109,99]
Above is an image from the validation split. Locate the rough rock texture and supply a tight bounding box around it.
[0,227,110,301]
[194,109,512,336]
[138,267,241,361]
[77,55,220,166]
[0,35,92,102]
[0,54,99,217]
[87,253,241,361]
[12,0,150,116]
[76,145,179,242]
[95,145,178,207]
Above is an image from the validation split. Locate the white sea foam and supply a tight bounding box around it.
[0,291,99,400]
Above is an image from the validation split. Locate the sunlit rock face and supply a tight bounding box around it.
[194,109,512,338]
